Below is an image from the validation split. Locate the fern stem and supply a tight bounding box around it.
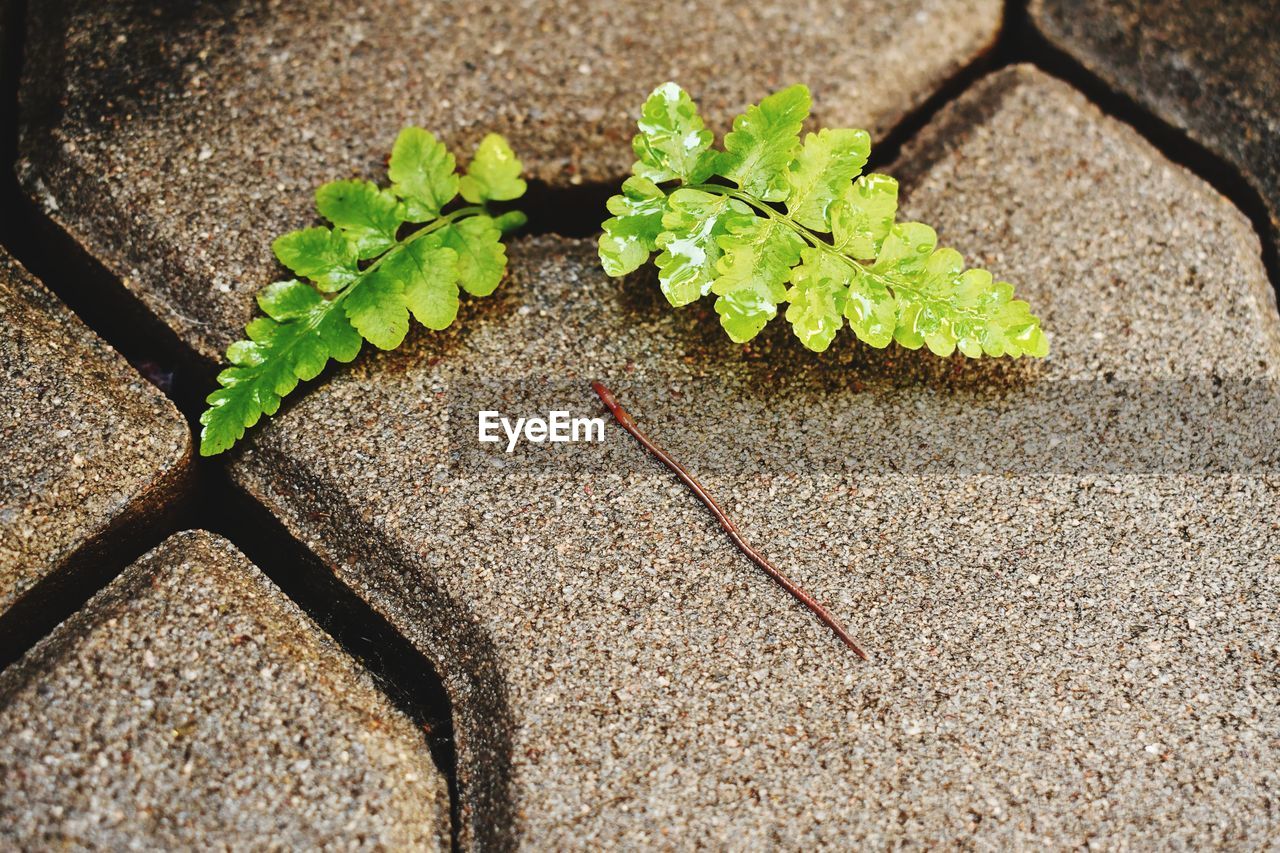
[313,205,486,315]
[686,182,831,247]
[591,381,869,659]
[366,205,487,277]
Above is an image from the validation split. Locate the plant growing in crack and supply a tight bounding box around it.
[596,83,1048,654]
[600,82,1048,357]
[200,129,528,455]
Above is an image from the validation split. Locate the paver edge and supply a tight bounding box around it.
[0,252,194,654]
[230,456,520,852]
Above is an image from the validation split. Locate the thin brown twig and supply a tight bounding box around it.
[591,381,868,660]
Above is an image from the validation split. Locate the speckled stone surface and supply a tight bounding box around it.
[1030,0,1280,262]
[0,530,450,849]
[18,0,1000,359]
[0,249,189,640]
[231,67,1280,847]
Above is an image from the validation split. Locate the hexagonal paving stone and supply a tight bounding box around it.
[230,66,1280,847]
[1030,0,1280,263]
[18,0,1001,359]
[0,249,189,649]
[0,530,450,849]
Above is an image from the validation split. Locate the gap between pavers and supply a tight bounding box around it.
[1029,0,1280,273]
[0,530,451,850]
[230,66,1280,848]
[17,0,1003,361]
[0,247,190,659]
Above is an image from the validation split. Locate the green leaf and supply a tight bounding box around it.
[654,188,750,307]
[785,248,847,352]
[599,176,669,277]
[832,173,899,258]
[599,80,1047,360]
[316,305,363,363]
[202,127,526,455]
[389,127,458,222]
[316,179,404,259]
[342,233,467,349]
[712,215,804,342]
[459,133,526,203]
[199,297,362,456]
[257,279,323,320]
[631,82,717,184]
[492,210,528,234]
[345,268,409,350]
[785,128,870,231]
[716,84,810,202]
[380,233,461,330]
[440,214,507,296]
[844,268,898,349]
[871,222,940,350]
[872,221,935,277]
[870,223,1048,358]
[271,227,358,292]
[953,276,1049,359]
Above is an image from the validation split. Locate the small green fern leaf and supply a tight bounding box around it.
[716,84,810,202]
[599,176,668,276]
[599,82,1048,359]
[631,82,718,185]
[200,128,526,456]
[712,215,804,343]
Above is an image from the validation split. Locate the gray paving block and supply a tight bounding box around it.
[1030,0,1280,263]
[0,249,189,645]
[18,0,1001,359]
[231,66,1280,847]
[0,530,450,850]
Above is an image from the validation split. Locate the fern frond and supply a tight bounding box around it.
[200,128,526,455]
[599,82,1048,358]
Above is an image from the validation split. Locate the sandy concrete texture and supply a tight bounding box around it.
[0,530,450,850]
[232,67,1280,849]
